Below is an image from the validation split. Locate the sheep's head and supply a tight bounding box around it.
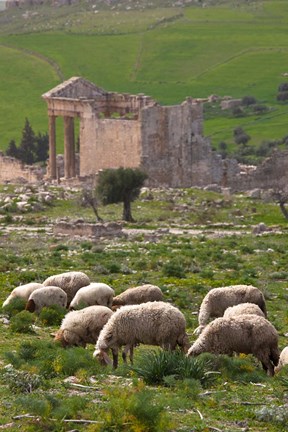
[180,333,191,353]
[93,349,112,366]
[54,329,69,348]
[25,299,36,313]
[111,298,124,308]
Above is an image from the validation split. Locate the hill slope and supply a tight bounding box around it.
[0,0,288,155]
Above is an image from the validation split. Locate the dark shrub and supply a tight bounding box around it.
[277,91,288,101]
[241,95,257,106]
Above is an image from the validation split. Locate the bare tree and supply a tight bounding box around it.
[81,186,103,222]
[271,189,288,220]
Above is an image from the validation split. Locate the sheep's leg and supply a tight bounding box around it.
[265,362,275,377]
[122,350,127,363]
[122,346,128,364]
[122,345,134,364]
[259,357,275,376]
[129,345,134,364]
[112,348,119,369]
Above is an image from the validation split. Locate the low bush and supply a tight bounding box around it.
[2,297,26,317]
[162,260,186,278]
[97,385,172,432]
[16,393,89,423]
[0,364,43,393]
[38,304,67,326]
[9,310,36,333]
[5,339,102,379]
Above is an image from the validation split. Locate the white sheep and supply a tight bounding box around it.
[54,305,113,348]
[223,302,265,319]
[112,284,163,310]
[69,283,115,310]
[43,271,90,305]
[25,286,67,314]
[188,314,279,376]
[275,346,288,373]
[93,301,190,369]
[195,284,267,334]
[2,282,43,308]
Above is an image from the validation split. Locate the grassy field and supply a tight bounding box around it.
[0,0,288,153]
[1,185,288,431]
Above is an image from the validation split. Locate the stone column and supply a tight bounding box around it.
[48,115,57,179]
[64,116,75,178]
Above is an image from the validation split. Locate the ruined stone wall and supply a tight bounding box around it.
[53,221,125,238]
[92,93,156,118]
[80,117,141,176]
[230,150,288,192]
[0,153,42,183]
[140,100,225,187]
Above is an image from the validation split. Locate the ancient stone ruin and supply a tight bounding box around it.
[2,76,288,192]
[42,76,227,188]
[0,152,43,184]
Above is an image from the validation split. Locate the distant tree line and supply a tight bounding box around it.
[5,118,49,165]
[215,88,288,164]
[218,125,288,165]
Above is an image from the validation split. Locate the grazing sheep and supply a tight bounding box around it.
[54,305,113,348]
[112,284,163,310]
[275,346,288,373]
[195,284,267,334]
[188,314,279,376]
[69,283,115,310]
[43,271,90,305]
[93,301,190,369]
[223,303,265,319]
[25,286,67,314]
[2,282,43,308]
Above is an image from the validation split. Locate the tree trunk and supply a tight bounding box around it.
[279,202,288,220]
[123,198,134,222]
[91,203,103,222]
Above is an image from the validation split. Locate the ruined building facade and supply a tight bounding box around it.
[2,76,286,190]
[42,77,226,188]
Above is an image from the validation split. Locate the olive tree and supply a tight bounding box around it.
[96,167,148,222]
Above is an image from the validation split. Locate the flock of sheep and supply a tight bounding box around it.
[2,271,288,376]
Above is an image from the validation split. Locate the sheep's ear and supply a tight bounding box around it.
[94,350,112,366]
[193,325,204,335]
[25,299,35,313]
[50,332,56,338]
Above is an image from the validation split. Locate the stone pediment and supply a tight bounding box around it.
[42,76,107,100]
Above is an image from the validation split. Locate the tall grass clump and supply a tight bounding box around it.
[130,350,217,387]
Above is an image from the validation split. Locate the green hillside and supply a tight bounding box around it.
[0,0,288,155]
